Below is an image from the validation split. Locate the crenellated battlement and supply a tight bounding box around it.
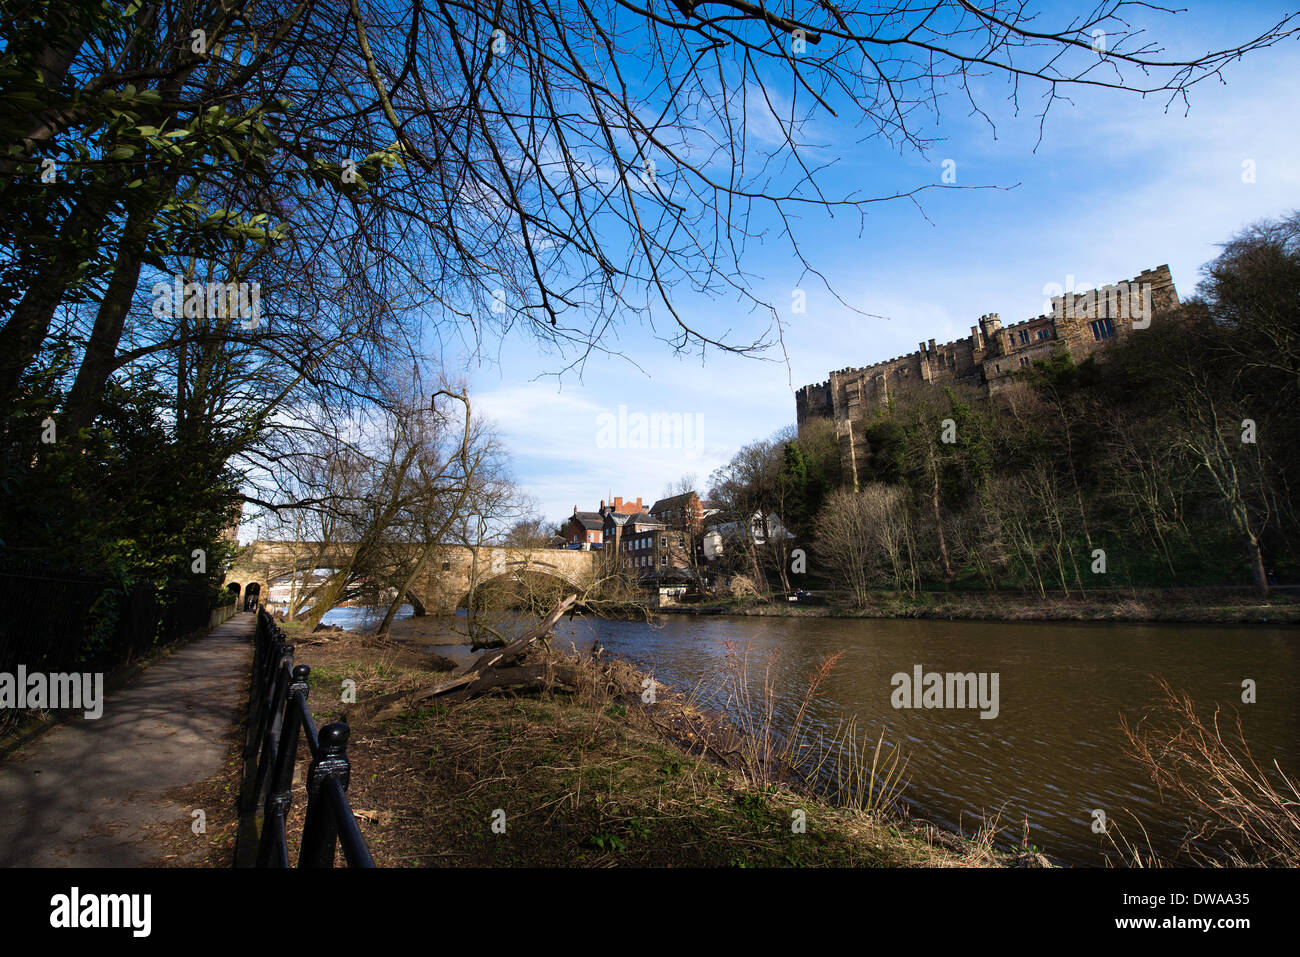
[795,266,1181,479]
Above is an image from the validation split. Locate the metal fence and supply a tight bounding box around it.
[0,558,233,735]
[236,610,373,867]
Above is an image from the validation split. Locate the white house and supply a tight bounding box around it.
[703,511,792,560]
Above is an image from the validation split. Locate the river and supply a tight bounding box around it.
[320,605,1299,866]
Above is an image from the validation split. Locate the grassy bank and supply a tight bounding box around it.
[658,587,1300,624]
[203,622,1031,868]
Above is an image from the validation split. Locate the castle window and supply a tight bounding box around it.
[1037,329,1050,340]
[1019,357,1030,368]
[1089,318,1116,341]
[1018,330,1029,344]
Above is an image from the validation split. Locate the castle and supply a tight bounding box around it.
[795,265,1180,480]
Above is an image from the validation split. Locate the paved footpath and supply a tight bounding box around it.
[0,613,254,867]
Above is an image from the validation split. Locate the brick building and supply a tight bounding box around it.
[648,491,719,535]
[565,496,646,549]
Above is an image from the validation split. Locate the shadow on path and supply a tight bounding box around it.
[0,613,253,866]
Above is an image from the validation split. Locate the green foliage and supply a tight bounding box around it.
[587,832,627,853]
[794,212,1300,593]
[1,362,240,596]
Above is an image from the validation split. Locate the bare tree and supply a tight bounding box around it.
[5,0,1297,448]
[500,515,557,548]
[815,483,913,605]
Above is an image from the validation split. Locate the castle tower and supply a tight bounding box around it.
[794,266,1179,483]
[978,313,1003,356]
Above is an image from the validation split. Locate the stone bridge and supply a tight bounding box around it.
[224,540,602,615]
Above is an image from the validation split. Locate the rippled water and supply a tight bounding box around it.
[533,613,1300,867]
[306,604,1297,865]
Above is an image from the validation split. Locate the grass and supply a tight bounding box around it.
[1121,678,1300,867]
[247,626,1026,868]
[660,587,1300,624]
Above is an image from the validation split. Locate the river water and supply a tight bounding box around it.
[322,605,1298,866]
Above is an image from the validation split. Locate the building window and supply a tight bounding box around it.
[661,556,667,565]
[1018,329,1029,344]
[1037,329,1050,340]
[1089,318,1115,340]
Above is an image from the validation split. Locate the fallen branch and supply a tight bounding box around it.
[353,595,579,721]
[467,594,577,671]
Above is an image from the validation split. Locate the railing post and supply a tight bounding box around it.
[299,723,352,868]
[256,664,310,867]
[251,647,294,811]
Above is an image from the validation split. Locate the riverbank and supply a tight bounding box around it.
[656,587,1300,624]
[200,621,1032,868]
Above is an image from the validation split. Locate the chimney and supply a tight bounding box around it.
[613,496,623,510]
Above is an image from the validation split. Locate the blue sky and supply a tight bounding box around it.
[459,5,1300,529]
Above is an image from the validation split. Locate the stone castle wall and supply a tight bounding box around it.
[796,265,1179,482]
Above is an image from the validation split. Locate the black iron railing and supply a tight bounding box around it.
[236,610,374,867]
[0,558,233,735]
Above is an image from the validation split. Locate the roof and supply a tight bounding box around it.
[649,491,699,514]
[569,511,604,531]
[627,514,667,531]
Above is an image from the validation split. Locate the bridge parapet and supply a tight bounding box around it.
[224,541,602,614]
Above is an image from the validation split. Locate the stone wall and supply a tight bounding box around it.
[225,541,602,615]
[795,265,1180,483]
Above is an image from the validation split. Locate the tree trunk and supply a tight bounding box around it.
[0,190,114,405]
[62,199,156,435]
[926,439,954,586]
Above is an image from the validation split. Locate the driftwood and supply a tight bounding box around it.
[465,593,576,671]
[437,663,581,703]
[355,595,579,722]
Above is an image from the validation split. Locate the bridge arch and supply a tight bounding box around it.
[454,560,584,612]
[227,541,601,616]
